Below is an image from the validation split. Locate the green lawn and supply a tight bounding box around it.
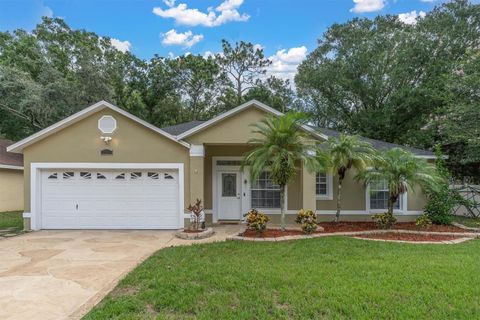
[0,211,23,231]
[453,215,480,228]
[85,237,480,320]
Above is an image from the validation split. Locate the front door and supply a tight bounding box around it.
[217,171,241,220]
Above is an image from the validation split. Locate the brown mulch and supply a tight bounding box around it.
[355,232,459,242]
[319,222,466,233]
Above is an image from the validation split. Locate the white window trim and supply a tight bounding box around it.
[29,162,184,230]
[315,172,333,200]
[250,170,285,210]
[365,183,408,214]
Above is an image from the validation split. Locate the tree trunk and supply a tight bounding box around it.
[237,78,242,105]
[387,194,398,216]
[280,184,286,231]
[335,178,343,223]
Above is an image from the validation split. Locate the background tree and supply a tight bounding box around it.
[318,135,377,222]
[243,112,319,230]
[169,54,223,121]
[216,40,271,107]
[296,0,480,178]
[244,76,295,113]
[357,148,441,217]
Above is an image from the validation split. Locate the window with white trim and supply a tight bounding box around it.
[369,179,401,210]
[251,171,281,208]
[316,173,327,196]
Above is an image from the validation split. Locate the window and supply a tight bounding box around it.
[63,172,74,179]
[369,179,400,210]
[47,173,58,179]
[96,173,107,180]
[80,172,91,180]
[216,160,242,166]
[316,173,327,196]
[222,173,237,197]
[251,171,281,208]
[130,172,142,180]
[164,173,174,180]
[115,173,125,180]
[147,172,159,180]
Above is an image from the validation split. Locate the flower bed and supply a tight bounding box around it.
[241,229,319,238]
[355,232,459,242]
[319,222,466,233]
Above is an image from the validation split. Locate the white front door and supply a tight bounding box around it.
[217,171,242,220]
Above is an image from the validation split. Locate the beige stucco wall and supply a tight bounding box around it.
[22,107,191,215]
[185,106,267,145]
[0,168,23,212]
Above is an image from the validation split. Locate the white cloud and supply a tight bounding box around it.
[110,38,132,52]
[161,29,204,48]
[152,0,249,27]
[350,0,385,13]
[398,10,426,25]
[41,5,53,18]
[420,0,437,2]
[266,46,308,83]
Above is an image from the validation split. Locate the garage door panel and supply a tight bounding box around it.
[41,169,180,229]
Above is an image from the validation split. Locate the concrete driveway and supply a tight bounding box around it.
[0,226,241,320]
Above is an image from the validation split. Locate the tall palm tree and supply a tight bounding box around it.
[357,148,442,217]
[243,112,319,231]
[318,135,378,223]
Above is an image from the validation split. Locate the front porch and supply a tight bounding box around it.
[187,144,317,225]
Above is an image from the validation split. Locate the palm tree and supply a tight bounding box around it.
[318,135,378,223]
[243,112,319,231]
[357,148,442,217]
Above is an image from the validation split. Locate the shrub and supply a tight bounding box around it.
[187,199,204,230]
[295,209,318,234]
[371,213,397,229]
[415,214,432,229]
[244,209,269,234]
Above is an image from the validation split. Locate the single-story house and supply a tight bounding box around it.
[7,100,435,230]
[0,139,24,212]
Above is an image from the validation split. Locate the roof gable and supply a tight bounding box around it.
[7,101,189,153]
[175,100,328,141]
[0,139,23,169]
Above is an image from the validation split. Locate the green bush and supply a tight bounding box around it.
[295,209,318,234]
[415,214,432,229]
[244,209,269,233]
[371,213,397,229]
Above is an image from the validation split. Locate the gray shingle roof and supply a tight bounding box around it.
[162,120,207,136]
[161,120,434,157]
[0,139,23,167]
[314,127,434,156]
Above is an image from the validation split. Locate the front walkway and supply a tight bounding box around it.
[0,225,243,320]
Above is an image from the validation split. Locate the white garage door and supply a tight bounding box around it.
[41,169,180,229]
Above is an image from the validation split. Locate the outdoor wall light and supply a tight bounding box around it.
[100,136,112,144]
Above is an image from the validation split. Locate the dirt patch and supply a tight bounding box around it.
[319,222,466,233]
[110,286,139,298]
[355,233,458,242]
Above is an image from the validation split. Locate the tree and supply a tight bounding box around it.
[216,40,271,106]
[295,0,480,154]
[169,54,223,120]
[243,112,319,231]
[244,76,295,113]
[318,135,377,222]
[357,148,441,217]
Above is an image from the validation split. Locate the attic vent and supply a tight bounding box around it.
[98,115,117,134]
[101,149,113,156]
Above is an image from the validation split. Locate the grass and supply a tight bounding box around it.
[0,211,23,231]
[453,215,480,228]
[85,237,480,320]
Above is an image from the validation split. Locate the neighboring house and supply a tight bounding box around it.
[0,139,24,212]
[7,100,435,230]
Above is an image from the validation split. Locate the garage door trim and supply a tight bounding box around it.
[30,162,184,230]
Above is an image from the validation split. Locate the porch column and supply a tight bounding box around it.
[189,145,205,206]
[302,161,316,211]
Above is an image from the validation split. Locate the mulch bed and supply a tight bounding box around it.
[356,232,458,242]
[319,222,466,233]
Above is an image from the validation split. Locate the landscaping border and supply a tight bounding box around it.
[227,229,480,243]
[451,222,480,232]
[175,227,215,240]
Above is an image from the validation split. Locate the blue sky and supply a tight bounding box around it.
[0,0,446,81]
